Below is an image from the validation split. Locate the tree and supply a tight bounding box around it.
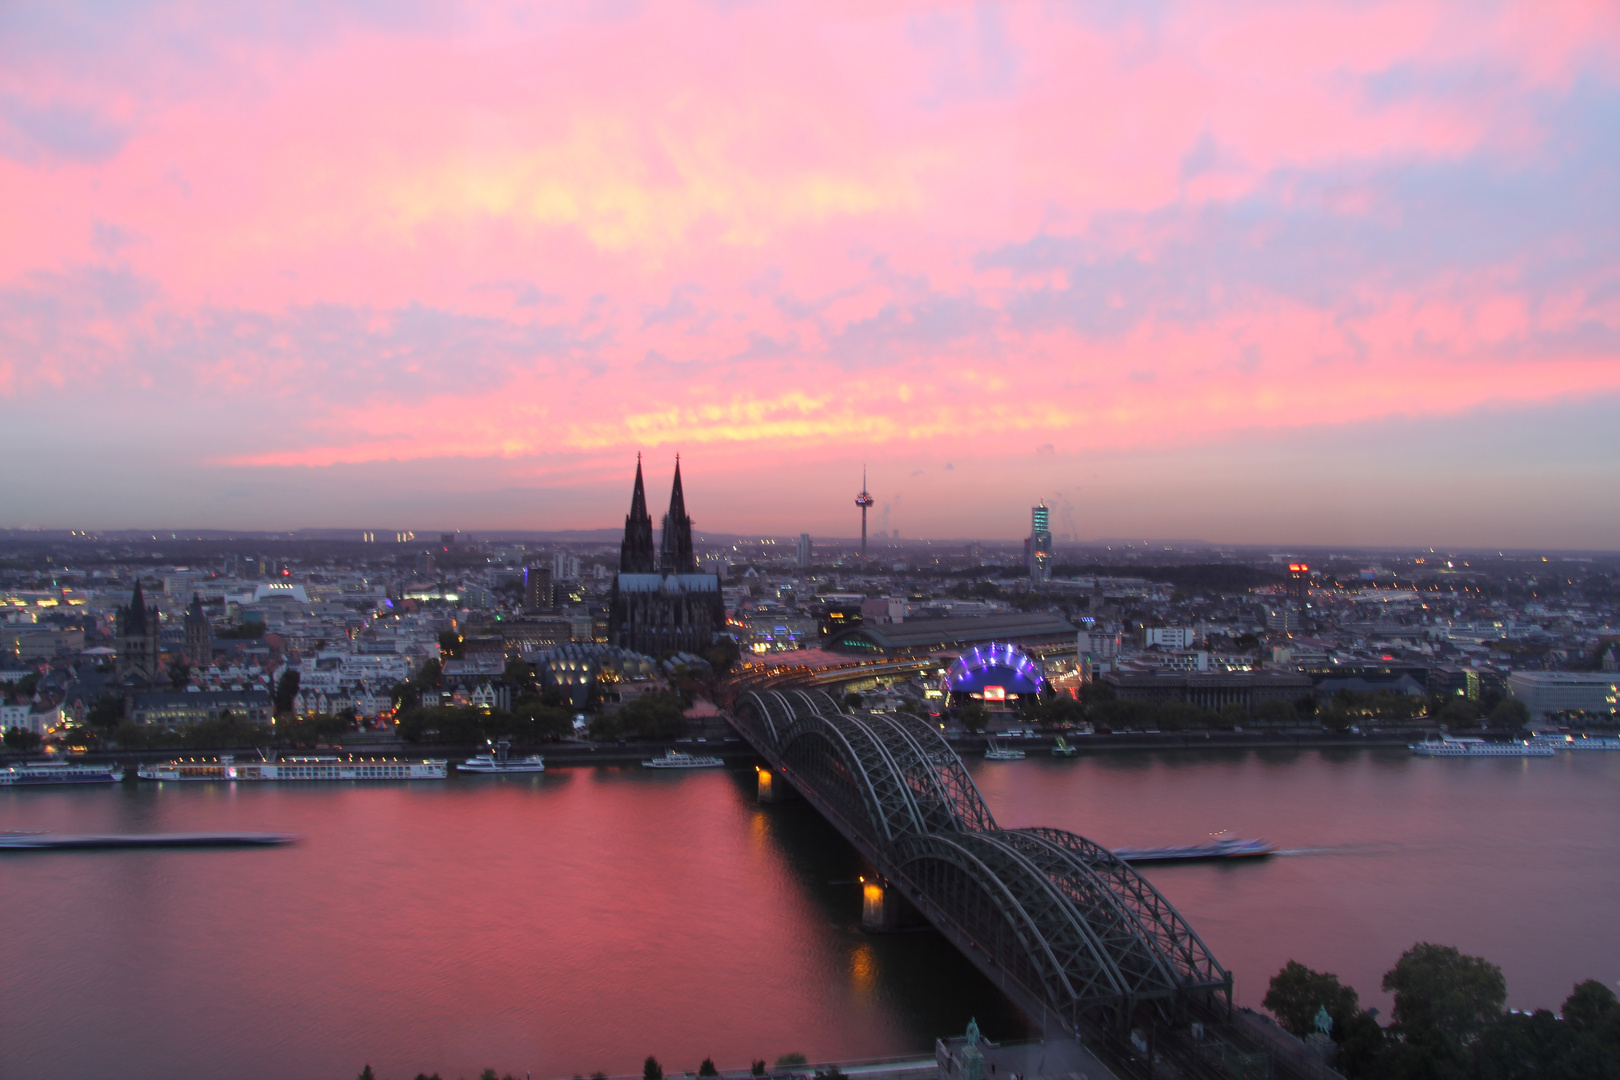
[3,727,42,751]
[1470,1009,1573,1080]
[1562,979,1620,1033]
[774,1054,808,1068]
[1334,1010,1388,1079]
[1437,697,1483,729]
[643,1056,663,1080]
[1263,960,1361,1037]
[358,1067,376,1080]
[702,638,740,675]
[1382,942,1505,1047]
[274,668,301,715]
[1486,699,1529,729]
[958,701,988,732]
[504,657,538,697]
[1254,699,1296,727]
[168,660,192,690]
[588,692,688,741]
[699,1058,719,1077]
[86,694,124,729]
[751,1062,767,1077]
[439,629,464,659]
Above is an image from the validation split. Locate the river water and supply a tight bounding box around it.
[2,748,1616,1080]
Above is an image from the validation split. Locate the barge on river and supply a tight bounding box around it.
[1110,836,1275,863]
[138,754,447,781]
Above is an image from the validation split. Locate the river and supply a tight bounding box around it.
[2,747,1616,1080]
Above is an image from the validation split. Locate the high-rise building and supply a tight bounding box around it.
[552,551,581,581]
[1287,563,1311,604]
[523,565,554,612]
[796,533,812,570]
[1029,501,1053,583]
[181,593,212,666]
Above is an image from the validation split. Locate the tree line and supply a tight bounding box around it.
[1263,942,1619,1078]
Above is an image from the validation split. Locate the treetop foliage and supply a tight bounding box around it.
[1265,944,1616,1079]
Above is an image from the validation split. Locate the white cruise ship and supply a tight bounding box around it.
[459,739,545,774]
[1531,734,1620,751]
[138,754,447,781]
[1411,736,1554,758]
[1,760,125,786]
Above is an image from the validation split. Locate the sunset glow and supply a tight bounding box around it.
[3,1,1618,544]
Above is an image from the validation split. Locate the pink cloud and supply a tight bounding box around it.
[1,0,1618,537]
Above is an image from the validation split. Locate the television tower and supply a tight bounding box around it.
[855,467,875,558]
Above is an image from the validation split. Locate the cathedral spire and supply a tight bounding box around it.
[659,455,696,574]
[619,454,657,573]
[127,580,148,636]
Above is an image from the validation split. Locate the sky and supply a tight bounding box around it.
[2,1,1618,548]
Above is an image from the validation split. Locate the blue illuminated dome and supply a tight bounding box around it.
[947,642,1045,697]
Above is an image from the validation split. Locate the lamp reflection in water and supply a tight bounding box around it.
[848,939,877,996]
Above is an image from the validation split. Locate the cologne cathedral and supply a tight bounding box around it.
[608,457,724,657]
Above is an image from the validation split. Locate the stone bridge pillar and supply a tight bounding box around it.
[861,875,925,932]
[756,765,801,803]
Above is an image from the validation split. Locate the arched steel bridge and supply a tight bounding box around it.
[730,689,1232,1038]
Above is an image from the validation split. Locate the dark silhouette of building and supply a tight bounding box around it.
[855,467,875,557]
[609,458,724,657]
[1286,562,1310,604]
[620,455,656,573]
[181,593,211,666]
[658,455,696,574]
[523,564,555,612]
[116,581,161,684]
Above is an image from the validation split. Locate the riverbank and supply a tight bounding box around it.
[4,727,1501,771]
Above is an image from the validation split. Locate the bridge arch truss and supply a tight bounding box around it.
[730,689,1230,1031]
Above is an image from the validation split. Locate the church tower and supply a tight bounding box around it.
[609,456,723,657]
[116,581,161,685]
[182,593,212,667]
[619,454,657,573]
[658,456,696,574]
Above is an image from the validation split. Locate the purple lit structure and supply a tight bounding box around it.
[947,642,1046,705]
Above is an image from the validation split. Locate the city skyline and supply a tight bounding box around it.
[3,3,1619,546]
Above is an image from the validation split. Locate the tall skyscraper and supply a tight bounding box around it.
[1029,501,1053,583]
[855,467,874,557]
[523,565,554,612]
[1286,563,1311,605]
[796,533,812,570]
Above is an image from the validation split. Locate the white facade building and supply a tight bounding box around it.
[1143,626,1199,649]
[1508,671,1619,718]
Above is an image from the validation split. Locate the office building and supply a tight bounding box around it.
[1508,671,1619,719]
[1029,501,1053,583]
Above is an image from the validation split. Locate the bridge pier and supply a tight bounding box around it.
[756,765,801,804]
[861,875,925,932]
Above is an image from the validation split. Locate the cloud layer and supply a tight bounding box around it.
[2,0,1618,543]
